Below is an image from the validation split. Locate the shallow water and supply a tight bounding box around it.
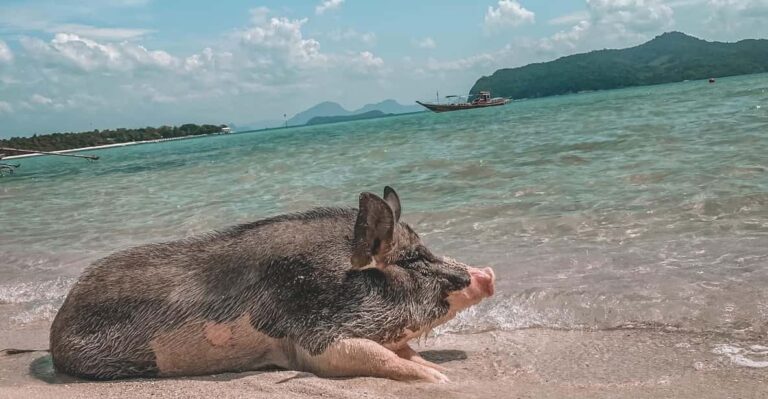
[1,74,767,339]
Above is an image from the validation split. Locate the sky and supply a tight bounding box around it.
[1,0,767,137]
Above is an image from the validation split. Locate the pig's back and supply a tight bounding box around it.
[50,207,357,379]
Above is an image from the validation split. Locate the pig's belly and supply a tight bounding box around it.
[150,314,288,376]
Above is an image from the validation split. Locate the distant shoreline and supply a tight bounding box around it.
[3,132,227,160]
[243,110,427,131]
[3,112,432,160]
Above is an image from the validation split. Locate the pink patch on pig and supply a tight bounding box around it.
[204,322,232,347]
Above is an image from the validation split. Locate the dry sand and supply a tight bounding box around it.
[1,322,766,399]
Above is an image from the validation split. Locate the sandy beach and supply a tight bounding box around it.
[1,321,766,399]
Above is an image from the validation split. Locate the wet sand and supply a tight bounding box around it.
[1,323,766,399]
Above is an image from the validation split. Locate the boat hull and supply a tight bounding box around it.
[416,99,510,113]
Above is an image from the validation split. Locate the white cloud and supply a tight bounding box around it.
[668,0,707,6]
[0,101,12,114]
[707,0,768,29]
[426,52,497,72]
[104,0,152,6]
[316,0,344,15]
[484,0,535,33]
[587,0,674,36]
[413,37,437,49]
[709,0,768,11]
[0,40,13,63]
[47,24,152,40]
[542,20,593,50]
[343,51,386,78]
[356,51,383,67]
[0,5,398,137]
[20,33,177,72]
[238,15,327,73]
[0,1,153,40]
[549,10,590,26]
[30,94,53,105]
[249,6,270,25]
[360,32,377,45]
[327,28,377,45]
[535,0,675,54]
[230,12,385,86]
[183,47,233,72]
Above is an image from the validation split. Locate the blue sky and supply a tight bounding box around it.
[1,0,767,137]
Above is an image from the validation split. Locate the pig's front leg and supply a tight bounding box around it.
[393,344,449,372]
[295,339,449,383]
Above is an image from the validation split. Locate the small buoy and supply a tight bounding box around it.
[709,78,716,83]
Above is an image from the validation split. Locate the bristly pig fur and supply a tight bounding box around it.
[50,187,486,381]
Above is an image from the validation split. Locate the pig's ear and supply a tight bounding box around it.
[383,186,401,222]
[351,192,396,269]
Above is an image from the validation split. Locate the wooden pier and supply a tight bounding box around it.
[0,147,100,160]
[0,147,98,176]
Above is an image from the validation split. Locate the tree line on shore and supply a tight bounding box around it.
[0,124,226,154]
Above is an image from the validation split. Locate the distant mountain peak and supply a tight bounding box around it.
[288,99,422,126]
[354,99,422,115]
[287,102,350,126]
[315,101,348,108]
[648,31,702,44]
[656,31,692,39]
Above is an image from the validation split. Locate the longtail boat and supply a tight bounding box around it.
[416,91,510,113]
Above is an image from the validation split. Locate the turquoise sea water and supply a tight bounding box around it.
[1,74,767,338]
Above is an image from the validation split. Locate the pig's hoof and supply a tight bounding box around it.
[425,362,449,372]
[424,368,450,384]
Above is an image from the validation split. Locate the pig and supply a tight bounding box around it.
[50,187,495,383]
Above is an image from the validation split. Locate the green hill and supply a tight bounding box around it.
[470,32,768,99]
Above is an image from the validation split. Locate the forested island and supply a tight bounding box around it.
[470,32,768,99]
[0,124,226,154]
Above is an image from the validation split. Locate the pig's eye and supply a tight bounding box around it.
[396,245,439,267]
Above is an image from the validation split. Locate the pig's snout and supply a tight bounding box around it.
[445,266,495,314]
[468,267,495,297]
